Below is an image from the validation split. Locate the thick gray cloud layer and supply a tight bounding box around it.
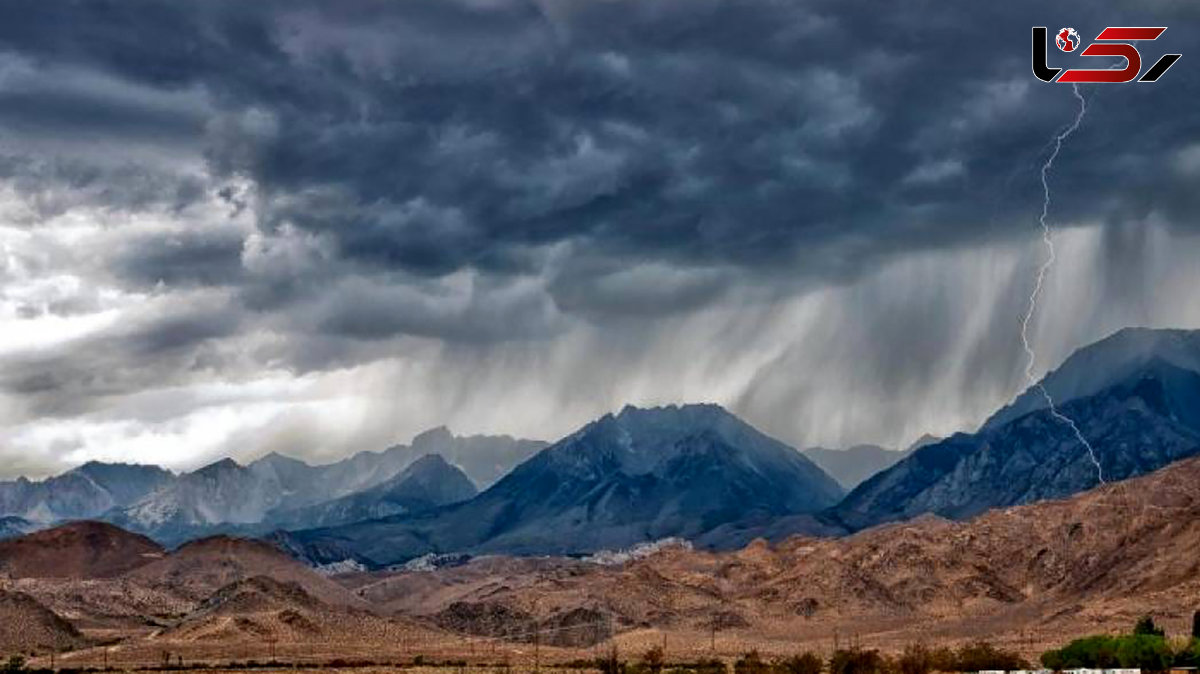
[2,0,1200,477]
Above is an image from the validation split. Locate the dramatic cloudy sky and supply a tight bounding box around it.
[2,0,1199,478]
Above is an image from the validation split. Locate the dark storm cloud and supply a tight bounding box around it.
[2,0,1200,423]
[111,227,247,288]
[5,0,1199,316]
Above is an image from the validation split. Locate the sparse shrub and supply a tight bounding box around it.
[952,641,1026,672]
[1134,615,1166,638]
[1174,638,1200,668]
[662,659,726,674]
[691,659,728,674]
[735,651,771,674]
[596,645,626,674]
[829,649,886,674]
[925,647,955,673]
[896,644,931,674]
[635,645,665,674]
[775,652,823,674]
[4,656,25,673]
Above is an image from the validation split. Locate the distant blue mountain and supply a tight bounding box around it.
[276,403,845,567]
[0,462,173,525]
[267,454,478,529]
[0,429,541,546]
[829,328,1200,530]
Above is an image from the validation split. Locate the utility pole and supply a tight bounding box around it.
[533,598,541,674]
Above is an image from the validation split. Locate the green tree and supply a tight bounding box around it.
[1134,615,1166,638]
[1117,634,1172,670]
[3,656,25,673]
[1040,649,1065,671]
[1045,635,1119,669]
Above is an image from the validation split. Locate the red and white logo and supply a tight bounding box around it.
[1033,26,1182,83]
[1055,28,1080,52]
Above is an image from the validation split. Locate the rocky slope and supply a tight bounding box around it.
[124,535,364,608]
[0,590,89,653]
[829,327,1200,530]
[156,575,418,645]
[280,404,844,566]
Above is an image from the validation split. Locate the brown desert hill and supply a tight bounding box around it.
[159,576,338,642]
[150,575,447,657]
[156,574,435,646]
[341,454,1200,657]
[0,589,89,653]
[125,536,366,610]
[0,521,163,579]
[0,529,368,641]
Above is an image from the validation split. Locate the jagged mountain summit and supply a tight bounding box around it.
[278,403,844,567]
[405,427,548,489]
[829,327,1200,530]
[0,428,542,545]
[267,454,478,529]
[0,462,173,525]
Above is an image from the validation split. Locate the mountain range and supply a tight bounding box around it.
[0,429,542,545]
[828,327,1200,530]
[4,327,1200,571]
[9,451,1200,661]
[277,403,845,567]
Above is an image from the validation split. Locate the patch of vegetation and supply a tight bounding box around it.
[1041,615,1183,671]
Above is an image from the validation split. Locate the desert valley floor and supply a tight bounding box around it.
[5,454,1200,671]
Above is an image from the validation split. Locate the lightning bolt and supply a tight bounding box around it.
[1019,83,1106,484]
